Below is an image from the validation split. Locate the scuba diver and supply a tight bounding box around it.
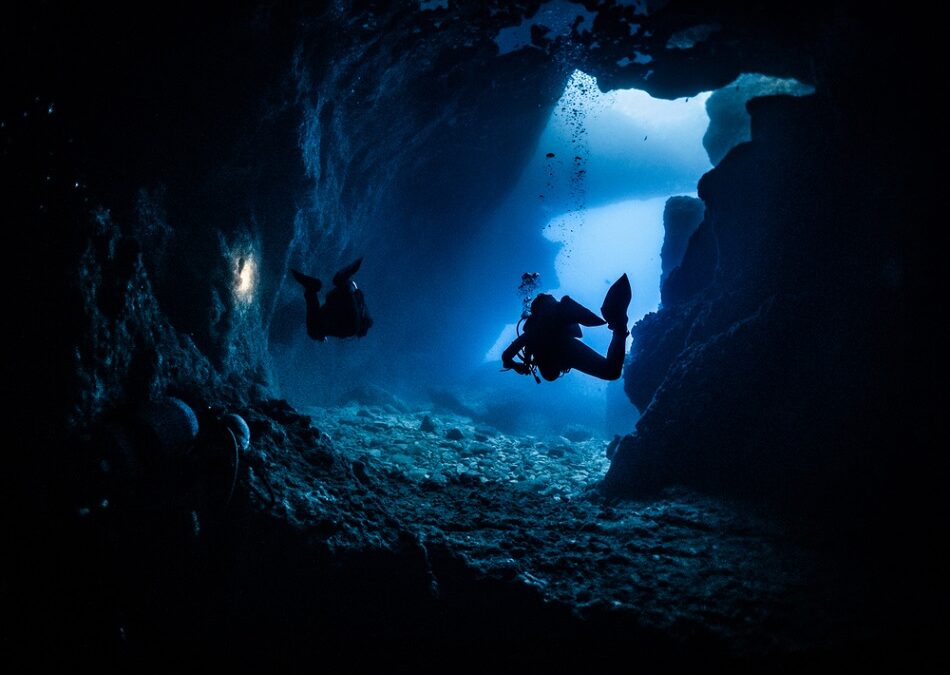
[290,257,373,341]
[502,274,632,382]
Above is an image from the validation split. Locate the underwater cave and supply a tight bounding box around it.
[3,1,944,669]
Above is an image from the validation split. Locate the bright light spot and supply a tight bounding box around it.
[236,256,255,300]
[609,88,711,135]
[538,70,712,204]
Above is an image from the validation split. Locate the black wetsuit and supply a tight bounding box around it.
[502,296,626,381]
[304,281,371,341]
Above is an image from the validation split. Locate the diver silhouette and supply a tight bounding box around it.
[290,257,373,341]
[502,274,632,382]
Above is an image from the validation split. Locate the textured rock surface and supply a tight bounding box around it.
[610,92,941,526]
[4,0,943,668]
[28,394,867,667]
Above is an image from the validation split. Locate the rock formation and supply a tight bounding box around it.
[3,0,942,668]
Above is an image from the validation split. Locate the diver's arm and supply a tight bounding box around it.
[502,334,530,374]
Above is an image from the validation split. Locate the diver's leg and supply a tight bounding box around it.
[304,290,326,341]
[561,335,626,381]
[290,268,327,341]
[604,326,628,379]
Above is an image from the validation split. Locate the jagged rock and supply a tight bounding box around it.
[351,459,371,485]
[703,73,814,166]
[419,415,437,433]
[445,428,464,441]
[605,435,622,461]
[338,385,408,412]
[611,92,934,521]
[405,468,428,482]
[428,388,483,420]
[474,425,498,438]
[660,196,704,286]
[561,424,594,442]
[660,221,718,307]
[623,302,701,411]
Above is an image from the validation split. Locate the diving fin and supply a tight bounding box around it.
[290,269,322,294]
[559,296,607,327]
[601,273,632,332]
[332,257,364,287]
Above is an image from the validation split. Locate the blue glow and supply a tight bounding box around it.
[476,71,713,436]
[542,196,669,354]
[486,71,712,360]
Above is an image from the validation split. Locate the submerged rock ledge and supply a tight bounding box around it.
[38,394,865,667]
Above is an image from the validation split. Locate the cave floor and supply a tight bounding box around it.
[234,399,864,662]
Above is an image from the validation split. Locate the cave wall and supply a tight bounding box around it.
[4,1,941,521]
[702,73,814,166]
[5,0,830,412]
[3,1,944,664]
[614,95,880,506]
[272,4,570,398]
[4,5,306,409]
[272,0,834,398]
[608,16,943,523]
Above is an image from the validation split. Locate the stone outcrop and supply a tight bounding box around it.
[608,92,940,526]
[659,195,704,287]
[702,73,814,166]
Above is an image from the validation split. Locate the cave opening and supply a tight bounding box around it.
[8,1,941,667]
[273,67,812,441]
[482,69,713,437]
[271,69,706,438]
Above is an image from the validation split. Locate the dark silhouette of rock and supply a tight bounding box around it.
[5,1,942,668]
[605,435,622,460]
[660,196,705,287]
[660,219,718,307]
[608,89,941,542]
[703,73,814,166]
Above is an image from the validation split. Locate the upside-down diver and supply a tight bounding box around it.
[290,257,373,341]
[502,274,631,382]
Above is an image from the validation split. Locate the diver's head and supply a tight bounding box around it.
[530,293,557,316]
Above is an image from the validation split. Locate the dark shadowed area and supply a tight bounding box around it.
[3,0,944,669]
